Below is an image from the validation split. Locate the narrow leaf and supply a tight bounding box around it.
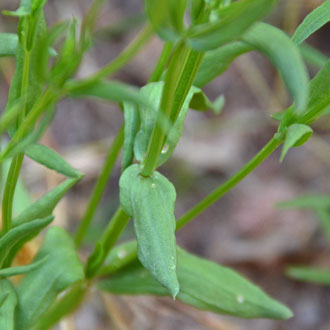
[0,33,18,57]
[100,246,292,320]
[13,178,77,226]
[0,216,53,267]
[280,124,313,161]
[242,22,309,114]
[122,102,140,171]
[292,0,330,45]
[16,227,84,330]
[0,256,48,277]
[277,195,330,210]
[119,164,179,298]
[0,280,17,330]
[25,143,83,178]
[194,41,253,87]
[187,0,277,51]
[286,266,330,285]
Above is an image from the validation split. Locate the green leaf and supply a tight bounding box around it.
[119,164,179,298]
[280,124,313,161]
[16,227,84,330]
[13,178,77,227]
[187,0,277,51]
[194,41,252,87]
[0,279,17,330]
[302,59,330,123]
[242,23,309,114]
[98,240,138,276]
[32,282,87,330]
[0,256,48,277]
[190,0,205,24]
[134,82,206,166]
[277,195,330,210]
[0,33,18,57]
[292,0,330,45]
[99,246,292,320]
[286,266,330,285]
[122,102,140,171]
[85,242,105,278]
[299,43,329,70]
[0,216,54,268]
[25,143,83,179]
[189,90,225,114]
[68,80,148,106]
[144,0,187,41]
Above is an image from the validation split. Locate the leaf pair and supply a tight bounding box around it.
[99,246,292,320]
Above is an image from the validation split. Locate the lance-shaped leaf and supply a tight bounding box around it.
[16,227,84,330]
[242,22,309,114]
[277,195,330,210]
[13,178,77,227]
[286,266,330,286]
[99,246,292,320]
[0,256,48,277]
[25,143,83,179]
[187,0,277,51]
[0,33,18,57]
[119,164,179,298]
[280,124,313,161]
[134,82,210,166]
[0,216,54,268]
[292,0,330,45]
[144,0,187,41]
[0,280,17,330]
[68,80,148,107]
[194,41,253,87]
[122,102,140,171]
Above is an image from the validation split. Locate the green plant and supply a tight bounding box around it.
[0,0,329,328]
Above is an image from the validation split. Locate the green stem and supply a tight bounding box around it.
[1,154,24,233]
[74,124,124,247]
[148,42,173,83]
[141,44,204,177]
[176,136,281,230]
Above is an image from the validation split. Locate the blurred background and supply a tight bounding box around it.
[1,0,330,329]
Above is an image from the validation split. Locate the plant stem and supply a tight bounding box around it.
[176,136,281,230]
[141,44,204,177]
[74,124,124,247]
[1,154,24,233]
[148,42,173,83]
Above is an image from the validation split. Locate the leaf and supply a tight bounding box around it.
[119,164,179,298]
[194,41,253,87]
[302,59,330,123]
[68,80,148,106]
[32,282,87,330]
[189,90,225,114]
[299,43,329,70]
[292,0,330,45]
[242,22,309,114]
[99,246,293,320]
[122,102,140,171]
[25,143,83,179]
[280,124,313,161]
[85,242,105,278]
[16,227,85,330]
[144,0,187,41]
[190,0,204,24]
[13,178,77,226]
[286,266,330,286]
[0,33,18,57]
[187,0,277,51]
[0,216,54,268]
[0,256,48,277]
[277,195,330,210]
[0,279,17,330]
[98,240,138,276]
[134,82,205,166]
